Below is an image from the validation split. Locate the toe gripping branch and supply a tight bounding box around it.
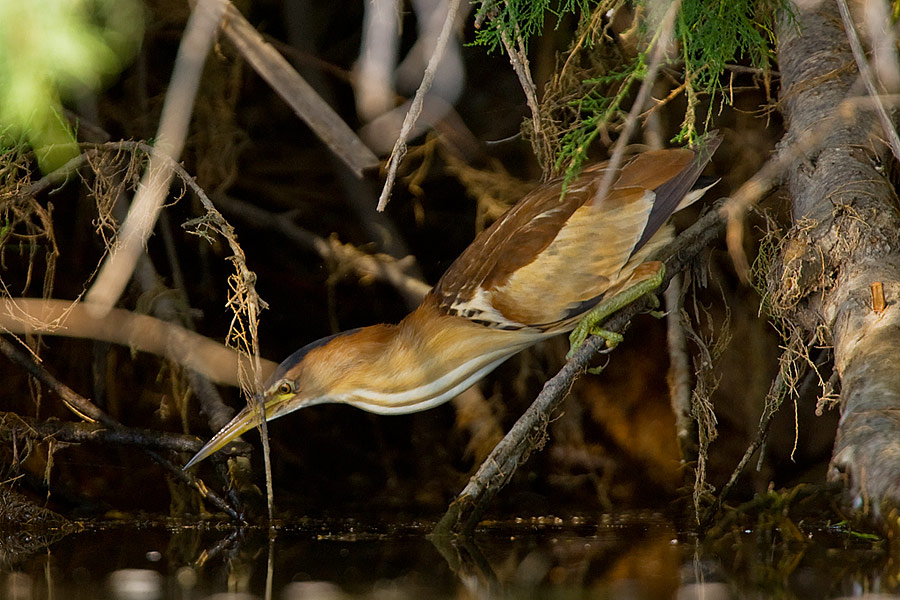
[567,262,666,370]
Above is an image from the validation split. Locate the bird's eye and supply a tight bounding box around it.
[277,381,296,395]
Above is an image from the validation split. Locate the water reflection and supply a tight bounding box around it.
[282,581,346,599]
[108,569,164,600]
[0,514,890,599]
[5,571,33,600]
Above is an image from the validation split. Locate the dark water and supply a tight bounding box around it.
[0,513,890,599]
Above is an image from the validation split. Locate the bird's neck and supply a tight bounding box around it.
[330,299,545,414]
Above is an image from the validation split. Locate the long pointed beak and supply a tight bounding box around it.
[184,400,265,469]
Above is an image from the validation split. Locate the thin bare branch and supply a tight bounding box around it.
[720,94,900,281]
[84,0,228,317]
[498,24,548,168]
[862,0,900,94]
[699,352,801,528]
[180,158,272,521]
[221,2,379,177]
[836,0,900,162]
[215,194,431,305]
[589,0,682,213]
[665,273,696,465]
[0,297,278,386]
[377,0,464,211]
[0,411,212,454]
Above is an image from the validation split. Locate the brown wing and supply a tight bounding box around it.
[431,140,718,331]
[431,164,604,324]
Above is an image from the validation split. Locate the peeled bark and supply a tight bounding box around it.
[774,1,900,524]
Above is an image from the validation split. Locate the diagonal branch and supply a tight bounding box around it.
[587,0,682,212]
[720,93,900,282]
[497,19,549,170]
[0,411,228,455]
[84,0,228,317]
[0,297,278,385]
[220,2,379,177]
[377,0,464,211]
[835,0,900,162]
[435,200,726,535]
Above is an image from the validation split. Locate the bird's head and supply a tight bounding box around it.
[184,329,366,469]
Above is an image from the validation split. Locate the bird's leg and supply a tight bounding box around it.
[567,261,666,360]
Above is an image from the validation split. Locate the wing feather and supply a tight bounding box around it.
[490,186,655,327]
[431,134,720,331]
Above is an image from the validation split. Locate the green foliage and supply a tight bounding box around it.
[472,0,597,52]
[0,0,144,173]
[554,57,645,188]
[473,0,784,180]
[675,0,782,140]
[679,0,776,90]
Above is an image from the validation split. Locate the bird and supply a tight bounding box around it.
[184,133,721,469]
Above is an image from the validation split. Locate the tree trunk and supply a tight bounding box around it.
[774,1,900,526]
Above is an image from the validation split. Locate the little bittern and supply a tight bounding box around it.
[185,134,721,468]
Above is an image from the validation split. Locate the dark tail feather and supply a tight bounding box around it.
[632,131,723,253]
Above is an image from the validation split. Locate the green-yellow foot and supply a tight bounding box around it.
[566,262,666,361]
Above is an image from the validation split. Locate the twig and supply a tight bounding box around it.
[665,273,696,465]
[589,0,682,213]
[0,411,229,454]
[133,245,254,511]
[117,171,235,433]
[698,361,798,529]
[0,297,278,386]
[354,0,400,122]
[836,0,900,162]
[377,0,464,211]
[0,336,242,519]
[215,194,431,305]
[84,0,228,317]
[435,201,727,535]
[861,0,900,95]
[720,149,792,282]
[19,149,100,198]
[180,153,272,522]
[220,2,378,177]
[185,369,236,432]
[497,24,548,170]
